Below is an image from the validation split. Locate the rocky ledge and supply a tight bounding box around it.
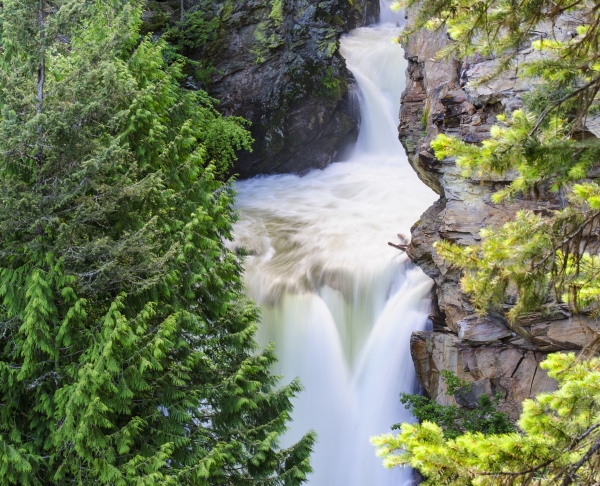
[205,0,380,177]
[400,12,590,418]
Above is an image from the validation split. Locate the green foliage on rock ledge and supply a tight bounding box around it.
[374,353,600,485]
[0,0,314,484]
[398,371,513,439]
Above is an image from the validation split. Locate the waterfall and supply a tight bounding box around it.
[230,15,438,486]
[379,0,404,25]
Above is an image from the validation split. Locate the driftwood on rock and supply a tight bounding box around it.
[388,242,408,251]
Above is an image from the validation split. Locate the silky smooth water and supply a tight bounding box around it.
[230,17,438,486]
[379,0,405,26]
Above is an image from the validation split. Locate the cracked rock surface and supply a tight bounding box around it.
[401,10,592,416]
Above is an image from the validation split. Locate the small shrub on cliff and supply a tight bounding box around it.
[320,66,342,99]
[398,371,512,439]
[167,0,219,55]
[374,353,600,485]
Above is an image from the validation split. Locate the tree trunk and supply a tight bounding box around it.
[37,0,45,166]
[37,0,45,117]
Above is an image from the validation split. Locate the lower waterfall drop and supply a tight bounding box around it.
[231,22,438,486]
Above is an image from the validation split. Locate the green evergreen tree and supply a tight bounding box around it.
[0,0,314,484]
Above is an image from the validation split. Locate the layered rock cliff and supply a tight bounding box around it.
[401,12,591,418]
[206,0,380,177]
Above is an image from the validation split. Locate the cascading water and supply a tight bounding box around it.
[230,8,438,485]
[379,0,405,25]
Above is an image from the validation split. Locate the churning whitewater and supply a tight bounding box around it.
[230,16,438,486]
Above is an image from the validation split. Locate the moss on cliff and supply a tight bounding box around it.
[141,0,375,176]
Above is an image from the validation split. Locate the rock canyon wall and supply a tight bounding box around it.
[145,0,379,177]
[400,10,593,417]
[206,0,380,177]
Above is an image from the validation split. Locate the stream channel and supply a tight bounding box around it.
[230,6,438,485]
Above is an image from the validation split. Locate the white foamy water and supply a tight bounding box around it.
[230,20,438,486]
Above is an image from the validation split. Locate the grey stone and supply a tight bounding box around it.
[410,331,558,419]
[458,315,512,345]
[200,0,380,177]
[401,7,578,419]
[454,378,493,409]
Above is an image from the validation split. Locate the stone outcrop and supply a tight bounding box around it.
[410,331,557,419]
[400,10,593,414]
[205,0,380,177]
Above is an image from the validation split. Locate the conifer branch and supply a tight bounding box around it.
[36,0,45,167]
[37,0,44,118]
[560,435,600,484]
[532,211,600,270]
[479,457,555,477]
[528,75,600,137]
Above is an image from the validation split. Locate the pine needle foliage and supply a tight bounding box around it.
[0,0,314,484]
[373,353,600,485]
[375,0,600,483]
[391,0,600,316]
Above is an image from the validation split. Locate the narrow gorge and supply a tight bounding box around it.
[230,19,436,485]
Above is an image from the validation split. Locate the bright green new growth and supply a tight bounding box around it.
[375,0,600,483]
[0,0,314,484]
[373,353,600,485]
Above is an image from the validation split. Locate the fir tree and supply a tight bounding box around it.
[0,0,314,484]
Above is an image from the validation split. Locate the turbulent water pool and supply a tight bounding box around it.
[230,15,438,486]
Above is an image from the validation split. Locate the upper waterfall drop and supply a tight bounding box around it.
[340,24,408,155]
[379,0,405,25]
[230,12,438,486]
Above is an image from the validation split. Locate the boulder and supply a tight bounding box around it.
[457,315,512,346]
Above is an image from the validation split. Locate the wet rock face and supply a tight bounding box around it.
[203,0,380,178]
[401,11,587,413]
